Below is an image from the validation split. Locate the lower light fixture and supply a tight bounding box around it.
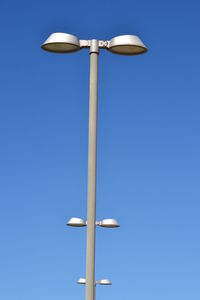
[77,278,86,284]
[97,218,120,228]
[96,279,112,285]
[67,218,120,228]
[67,218,87,227]
[77,278,112,285]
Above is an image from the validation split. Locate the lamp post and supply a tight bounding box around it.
[41,32,147,300]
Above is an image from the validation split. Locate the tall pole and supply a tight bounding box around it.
[42,31,147,300]
[85,40,99,300]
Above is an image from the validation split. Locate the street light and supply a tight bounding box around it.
[108,34,147,55]
[66,218,120,228]
[42,32,147,300]
[42,32,147,55]
[77,278,86,285]
[96,218,120,228]
[77,278,112,285]
[42,32,80,53]
[96,279,112,285]
[67,217,87,227]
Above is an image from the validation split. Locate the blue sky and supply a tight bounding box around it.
[0,0,200,300]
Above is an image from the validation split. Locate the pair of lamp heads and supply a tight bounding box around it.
[42,32,147,55]
[77,278,112,285]
[67,217,120,228]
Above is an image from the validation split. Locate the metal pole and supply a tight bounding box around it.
[85,40,99,300]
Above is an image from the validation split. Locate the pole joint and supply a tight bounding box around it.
[79,39,109,52]
[89,40,99,54]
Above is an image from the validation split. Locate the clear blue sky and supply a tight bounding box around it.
[0,0,200,299]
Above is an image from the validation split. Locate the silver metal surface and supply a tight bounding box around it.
[80,40,90,48]
[67,217,86,227]
[42,32,80,53]
[85,48,99,300]
[77,278,86,284]
[97,219,120,228]
[77,278,112,285]
[108,34,147,55]
[79,40,108,49]
[96,279,112,285]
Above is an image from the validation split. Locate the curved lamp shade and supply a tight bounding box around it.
[97,279,112,285]
[67,217,86,227]
[77,278,112,285]
[42,32,80,53]
[98,218,120,228]
[108,35,147,55]
[77,278,86,284]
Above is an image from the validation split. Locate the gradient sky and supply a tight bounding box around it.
[0,0,200,300]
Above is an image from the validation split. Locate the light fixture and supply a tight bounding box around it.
[77,278,86,284]
[77,278,112,285]
[96,279,112,285]
[108,34,147,55]
[97,219,120,228]
[42,33,147,55]
[42,32,81,53]
[67,218,119,228]
[67,217,86,227]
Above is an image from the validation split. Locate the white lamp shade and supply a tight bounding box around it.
[97,279,112,285]
[67,217,86,227]
[77,278,86,284]
[108,35,147,55]
[98,219,120,228]
[42,32,80,53]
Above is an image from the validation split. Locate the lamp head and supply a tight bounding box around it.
[77,278,112,285]
[96,279,112,285]
[77,278,86,284]
[42,32,80,53]
[108,35,147,55]
[98,218,120,228]
[67,217,86,227]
